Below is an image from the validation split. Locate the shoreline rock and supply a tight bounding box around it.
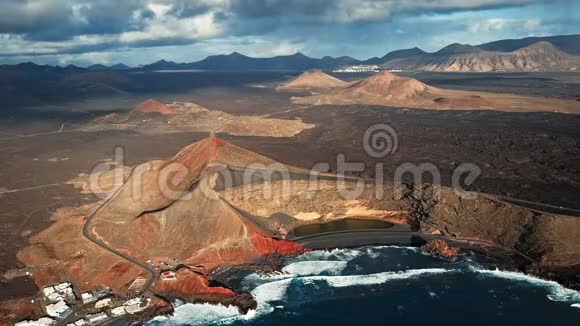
[422,239,460,261]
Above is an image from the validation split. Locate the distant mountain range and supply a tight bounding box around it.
[2,34,579,73]
[88,63,130,71]
[140,52,360,72]
[382,39,580,72]
[135,34,580,72]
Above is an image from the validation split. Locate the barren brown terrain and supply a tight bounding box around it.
[1,70,579,323]
[10,135,580,323]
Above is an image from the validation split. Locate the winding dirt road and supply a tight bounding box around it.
[82,165,159,294]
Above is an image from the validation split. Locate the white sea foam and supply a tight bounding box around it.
[291,246,418,262]
[241,261,348,290]
[302,268,453,288]
[251,278,292,313]
[292,247,364,261]
[283,260,348,276]
[571,303,580,309]
[150,302,246,326]
[243,245,419,287]
[246,267,455,320]
[471,267,580,304]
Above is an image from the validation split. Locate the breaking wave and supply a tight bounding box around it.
[471,267,580,305]
[289,245,419,262]
[150,302,249,326]
[306,268,452,288]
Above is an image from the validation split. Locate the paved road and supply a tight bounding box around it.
[82,166,159,294]
[291,229,537,263]
[481,193,580,216]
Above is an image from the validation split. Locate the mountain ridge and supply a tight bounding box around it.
[383,40,580,72]
[1,34,579,72]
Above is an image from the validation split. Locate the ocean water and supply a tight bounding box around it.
[149,246,580,326]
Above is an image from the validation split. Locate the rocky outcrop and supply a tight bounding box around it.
[421,239,459,261]
[407,184,580,275]
[154,269,257,313]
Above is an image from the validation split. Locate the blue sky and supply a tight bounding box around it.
[0,0,578,66]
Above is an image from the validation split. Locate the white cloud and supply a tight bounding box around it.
[325,0,394,23]
[0,8,225,57]
[56,51,113,65]
[322,0,535,23]
[196,37,305,57]
[119,10,223,43]
[0,0,566,64]
[467,18,541,33]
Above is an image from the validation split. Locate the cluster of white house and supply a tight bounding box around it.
[42,282,75,319]
[16,281,151,326]
[42,282,75,302]
[333,65,381,73]
[81,297,151,324]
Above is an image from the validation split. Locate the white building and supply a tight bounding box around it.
[15,317,56,326]
[81,292,96,304]
[333,65,381,73]
[123,297,149,314]
[46,292,63,302]
[42,286,55,297]
[66,319,86,326]
[46,300,71,318]
[43,282,75,302]
[86,312,108,325]
[56,282,71,291]
[110,306,127,317]
[94,298,112,309]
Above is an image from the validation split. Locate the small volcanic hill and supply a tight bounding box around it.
[383,41,580,72]
[131,99,179,115]
[277,69,348,91]
[18,137,307,300]
[341,70,433,100]
[292,70,580,113]
[98,136,293,220]
[87,101,313,137]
